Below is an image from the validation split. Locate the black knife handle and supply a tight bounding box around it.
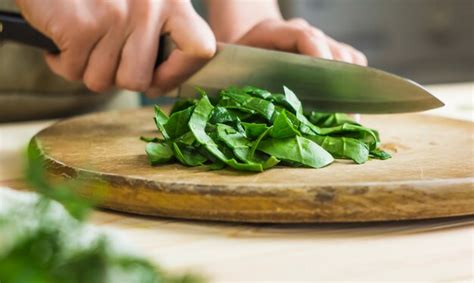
[0,10,170,66]
[0,10,59,53]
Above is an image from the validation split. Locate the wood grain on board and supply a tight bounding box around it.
[31,107,474,223]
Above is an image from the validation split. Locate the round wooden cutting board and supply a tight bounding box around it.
[31,107,474,223]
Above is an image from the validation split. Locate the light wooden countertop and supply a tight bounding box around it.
[0,83,473,282]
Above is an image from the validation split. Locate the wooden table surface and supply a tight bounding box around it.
[1,83,473,282]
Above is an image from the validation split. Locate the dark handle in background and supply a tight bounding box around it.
[0,10,171,65]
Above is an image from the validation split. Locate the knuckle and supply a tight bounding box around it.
[295,27,314,41]
[79,20,101,39]
[193,42,216,59]
[106,2,128,24]
[311,27,326,39]
[84,77,110,93]
[331,46,344,58]
[45,19,62,40]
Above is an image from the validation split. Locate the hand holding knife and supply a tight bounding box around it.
[0,10,443,114]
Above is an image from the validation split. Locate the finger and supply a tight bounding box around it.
[343,44,368,66]
[82,29,126,93]
[162,1,216,58]
[304,27,333,60]
[239,21,333,59]
[115,2,161,92]
[153,2,216,91]
[151,50,208,93]
[326,37,354,64]
[44,34,100,81]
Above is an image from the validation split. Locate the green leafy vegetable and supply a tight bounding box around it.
[271,110,301,139]
[153,105,170,140]
[220,88,275,121]
[143,86,391,172]
[189,95,263,172]
[172,143,207,166]
[216,123,251,162]
[242,122,269,139]
[307,135,369,164]
[258,136,334,168]
[145,142,174,165]
[164,106,194,139]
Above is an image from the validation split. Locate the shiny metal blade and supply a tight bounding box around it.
[179,44,444,114]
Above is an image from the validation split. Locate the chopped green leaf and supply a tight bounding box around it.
[145,142,174,165]
[271,110,301,139]
[258,136,334,168]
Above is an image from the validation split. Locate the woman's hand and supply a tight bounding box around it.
[15,0,216,92]
[206,0,366,66]
[237,18,367,66]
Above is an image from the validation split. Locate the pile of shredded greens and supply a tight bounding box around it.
[143,86,391,172]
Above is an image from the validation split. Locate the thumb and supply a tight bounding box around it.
[152,2,216,91]
[162,1,216,58]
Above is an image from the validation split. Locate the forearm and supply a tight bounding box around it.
[205,0,282,42]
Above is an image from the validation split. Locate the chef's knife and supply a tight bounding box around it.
[0,10,443,114]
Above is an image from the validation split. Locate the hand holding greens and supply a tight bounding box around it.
[143,86,391,172]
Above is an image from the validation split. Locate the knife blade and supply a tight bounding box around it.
[180,43,444,113]
[1,10,443,114]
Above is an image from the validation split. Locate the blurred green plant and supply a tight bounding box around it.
[0,146,205,283]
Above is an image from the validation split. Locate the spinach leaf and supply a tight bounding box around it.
[317,124,379,150]
[210,106,237,124]
[306,135,369,164]
[242,122,269,140]
[153,105,170,140]
[210,107,245,133]
[283,86,304,114]
[370,149,392,160]
[172,143,207,166]
[145,142,174,165]
[164,106,194,140]
[216,123,251,162]
[271,110,301,139]
[175,131,196,146]
[258,136,334,168]
[242,86,272,100]
[309,112,360,127]
[249,126,272,161]
[170,99,196,115]
[140,136,163,143]
[220,88,275,121]
[189,95,263,172]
